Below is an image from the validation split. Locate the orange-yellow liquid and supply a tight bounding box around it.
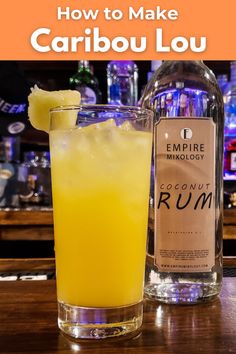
[50,122,152,307]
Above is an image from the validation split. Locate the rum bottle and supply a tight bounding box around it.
[141,61,224,304]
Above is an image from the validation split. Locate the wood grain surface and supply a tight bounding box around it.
[0,257,55,272]
[223,209,236,225]
[0,279,235,354]
[0,256,235,273]
[1,208,236,241]
[0,226,53,241]
[0,209,53,226]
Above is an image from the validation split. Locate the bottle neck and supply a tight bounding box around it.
[78,60,90,72]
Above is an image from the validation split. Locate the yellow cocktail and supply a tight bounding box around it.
[49,106,153,339]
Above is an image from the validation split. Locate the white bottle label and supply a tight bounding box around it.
[230,152,236,171]
[155,118,216,273]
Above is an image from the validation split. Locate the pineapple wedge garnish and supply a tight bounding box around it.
[28,86,81,132]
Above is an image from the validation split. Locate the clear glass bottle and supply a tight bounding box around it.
[224,139,236,177]
[217,74,228,94]
[69,61,102,104]
[107,61,138,105]
[141,61,224,304]
[223,61,236,179]
[19,151,52,207]
[0,137,20,208]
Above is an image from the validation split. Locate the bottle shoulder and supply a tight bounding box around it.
[141,61,223,109]
[140,61,224,123]
[69,73,100,90]
[147,61,219,90]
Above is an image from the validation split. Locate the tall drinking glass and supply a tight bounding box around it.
[49,105,153,340]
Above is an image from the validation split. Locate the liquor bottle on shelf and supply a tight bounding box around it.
[224,139,236,177]
[217,74,228,94]
[141,60,224,304]
[147,60,162,81]
[0,136,20,208]
[223,61,236,179]
[19,151,52,208]
[69,61,102,104]
[107,61,138,106]
[108,81,122,105]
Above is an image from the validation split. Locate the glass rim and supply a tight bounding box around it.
[49,104,153,117]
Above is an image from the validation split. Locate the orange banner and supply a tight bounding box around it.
[0,0,235,59]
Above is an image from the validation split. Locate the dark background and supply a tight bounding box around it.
[18,60,231,147]
[18,60,230,99]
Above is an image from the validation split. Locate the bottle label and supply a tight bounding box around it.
[8,122,25,134]
[230,152,236,171]
[155,118,216,273]
[76,86,97,104]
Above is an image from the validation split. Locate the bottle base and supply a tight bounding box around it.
[58,301,143,339]
[145,283,221,305]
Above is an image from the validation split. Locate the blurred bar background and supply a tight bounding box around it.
[0,60,235,268]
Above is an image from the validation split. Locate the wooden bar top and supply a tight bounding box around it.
[1,207,235,226]
[0,279,235,353]
[1,208,236,241]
